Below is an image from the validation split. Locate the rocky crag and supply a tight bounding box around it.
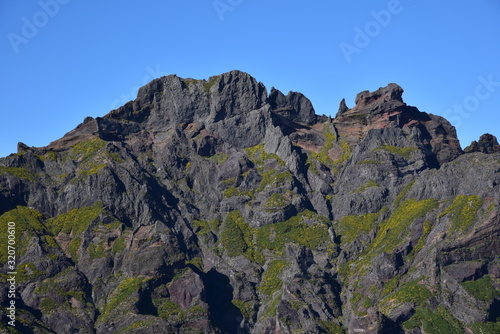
[0,70,499,333]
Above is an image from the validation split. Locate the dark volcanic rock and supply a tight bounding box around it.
[0,71,499,334]
[465,133,500,154]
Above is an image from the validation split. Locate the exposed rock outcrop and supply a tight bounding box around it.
[0,71,498,334]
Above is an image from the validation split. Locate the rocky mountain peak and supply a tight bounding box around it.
[333,83,462,166]
[1,71,499,334]
[353,82,404,107]
[465,133,500,153]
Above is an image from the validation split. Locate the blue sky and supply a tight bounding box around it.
[1,1,499,157]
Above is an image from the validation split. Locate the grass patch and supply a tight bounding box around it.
[244,144,285,167]
[68,237,81,260]
[403,307,463,333]
[224,186,240,197]
[259,260,287,296]
[320,320,345,334]
[461,275,498,302]
[408,219,432,259]
[257,210,332,254]
[100,277,145,321]
[203,76,220,92]
[0,166,37,181]
[70,137,107,161]
[0,206,46,262]
[232,299,254,319]
[256,170,293,192]
[47,202,103,236]
[384,280,432,307]
[346,199,438,277]
[471,322,500,334]
[372,199,438,254]
[353,180,379,193]
[111,236,126,254]
[336,211,381,245]
[209,152,229,164]
[394,180,416,206]
[155,299,182,319]
[264,193,289,210]
[439,195,483,232]
[376,144,418,159]
[220,211,264,264]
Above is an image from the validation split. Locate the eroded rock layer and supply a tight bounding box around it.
[1,71,499,334]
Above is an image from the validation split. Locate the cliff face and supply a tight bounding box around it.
[0,70,499,334]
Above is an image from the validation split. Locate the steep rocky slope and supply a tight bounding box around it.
[0,70,499,333]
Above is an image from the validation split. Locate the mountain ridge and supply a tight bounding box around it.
[1,70,499,334]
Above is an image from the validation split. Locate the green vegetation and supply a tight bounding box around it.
[394,180,416,206]
[310,132,350,168]
[0,206,46,261]
[409,219,432,259]
[439,195,483,232]
[16,262,44,282]
[309,125,337,166]
[100,277,145,321]
[371,199,438,254]
[403,307,463,333]
[0,166,36,181]
[341,199,438,279]
[353,180,379,193]
[244,144,285,168]
[262,293,282,318]
[47,202,103,235]
[220,211,263,263]
[320,320,345,334]
[336,211,380,245]
[203,76,220,92]
[224,186,240,197]
[461,275,498,302]
[486,201,495,214]
[89,242,106,259]
[376,144,418,159]
[264,193,289,210]
[351,292,373,316]
[471,322,500,334]
[259,260,287,296]
[257,210,332,254]
[192,219,211,236]
[41,235,59,250]
[70,137,107,161]
[68,237,81,260]
[69,138,126,179]
[256,170,293,192]
[232,299,254,319]
[384,280,432,307]
[155,298,182,319]
[39,297,58,314]
[117,320,155,334]
[185,257,203,271]
[112,236,126,254]
[209,152,229,164]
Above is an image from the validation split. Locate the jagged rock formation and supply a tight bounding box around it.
[1,70,499,334]
[465,133,500,154]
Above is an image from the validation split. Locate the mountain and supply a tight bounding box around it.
[0,70,499,334]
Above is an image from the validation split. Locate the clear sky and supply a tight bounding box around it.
[1,1,499,157]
